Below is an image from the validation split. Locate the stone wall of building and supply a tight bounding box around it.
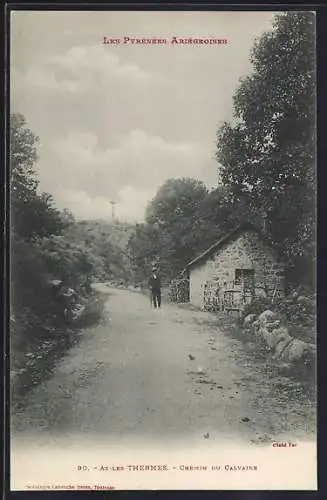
[189,230,285,309]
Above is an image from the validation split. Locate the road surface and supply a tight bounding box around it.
[11,285,316,445]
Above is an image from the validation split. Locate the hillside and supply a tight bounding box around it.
[77,220,134,252]
[63,219,135,283]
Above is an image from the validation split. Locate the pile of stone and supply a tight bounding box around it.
[243,310,316,367]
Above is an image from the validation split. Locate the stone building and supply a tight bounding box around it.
[184,223,285,311]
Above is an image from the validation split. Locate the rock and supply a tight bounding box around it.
[258,310,278,325]
[246,342,257,352]
[252,320,260,335]
[279,362,292,374]
[250,320,262,337]
[72,304,86,320]
[302,344,316,366]
[280,338,314,363]
[188,354,195,360]
[297,295,314,309]
[196,378,215,385]
[251,434,273,444]
[196,367,207,375]
[260,327,274,350]
[243,314,257,326]
[255,318,292,352]
[268,326,291,351]
[241,417,250,423]
[204,432,210,439]
[273,329,293,358]
[266,320,281,332]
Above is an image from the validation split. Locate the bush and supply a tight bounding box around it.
[276,296,315,327]
[10,114,109,403]
[239,289,315,328]
[73,290,105,328]
[239,296,274,323]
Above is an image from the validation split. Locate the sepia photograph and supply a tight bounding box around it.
[9,9,316,490]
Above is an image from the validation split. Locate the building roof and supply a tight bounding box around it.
[184,222,266,271]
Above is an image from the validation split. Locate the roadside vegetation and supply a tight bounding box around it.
[10,12,315,402]
[10,114,126,403]
[127,12,315,293]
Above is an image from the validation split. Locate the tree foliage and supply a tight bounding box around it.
[128,179,248,282]
[10,114,65,240]
[10,114,97,380]
[10,114,134,368]
[62,220,133,283]
[146,178,208,225]
[129,13,315,288]
[216,12,315,277]
[146,178,209,278]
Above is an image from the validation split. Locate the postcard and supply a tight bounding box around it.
[9,9,317,490]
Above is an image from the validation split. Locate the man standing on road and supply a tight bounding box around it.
[148,267,161,308]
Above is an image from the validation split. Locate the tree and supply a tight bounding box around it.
[216,12,315,282]
[128,179,255,283]
[146,178,208,226]
[63,220,133,282]
[144,178,209,279]
[128,223,158,283]
[37,235,94,287]
[10,114,98,381]
[196,186,255,250]
[10,113,39,194]
[10,113,64,239]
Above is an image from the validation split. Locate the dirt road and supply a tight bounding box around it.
[11,285,316,444]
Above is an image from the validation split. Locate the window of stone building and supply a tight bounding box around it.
[234,269,255,291]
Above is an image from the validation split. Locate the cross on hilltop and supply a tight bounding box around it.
[110,201,116,220]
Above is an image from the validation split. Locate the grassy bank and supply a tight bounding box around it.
[11,290,106,411]
[225,321,316,397]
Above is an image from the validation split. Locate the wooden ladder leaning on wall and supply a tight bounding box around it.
[223,288,241,325]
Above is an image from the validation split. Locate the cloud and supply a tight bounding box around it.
[48,129,208,193]
[51,45,153,80]
[14,45,155,94]
[10,11,276,224]
[57,190,113,220]
[40,129,211,221]
[117,185,156,222]
[57,186,154,222]
[21,68,81,92]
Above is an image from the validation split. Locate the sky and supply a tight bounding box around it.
[11,11,276,222]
